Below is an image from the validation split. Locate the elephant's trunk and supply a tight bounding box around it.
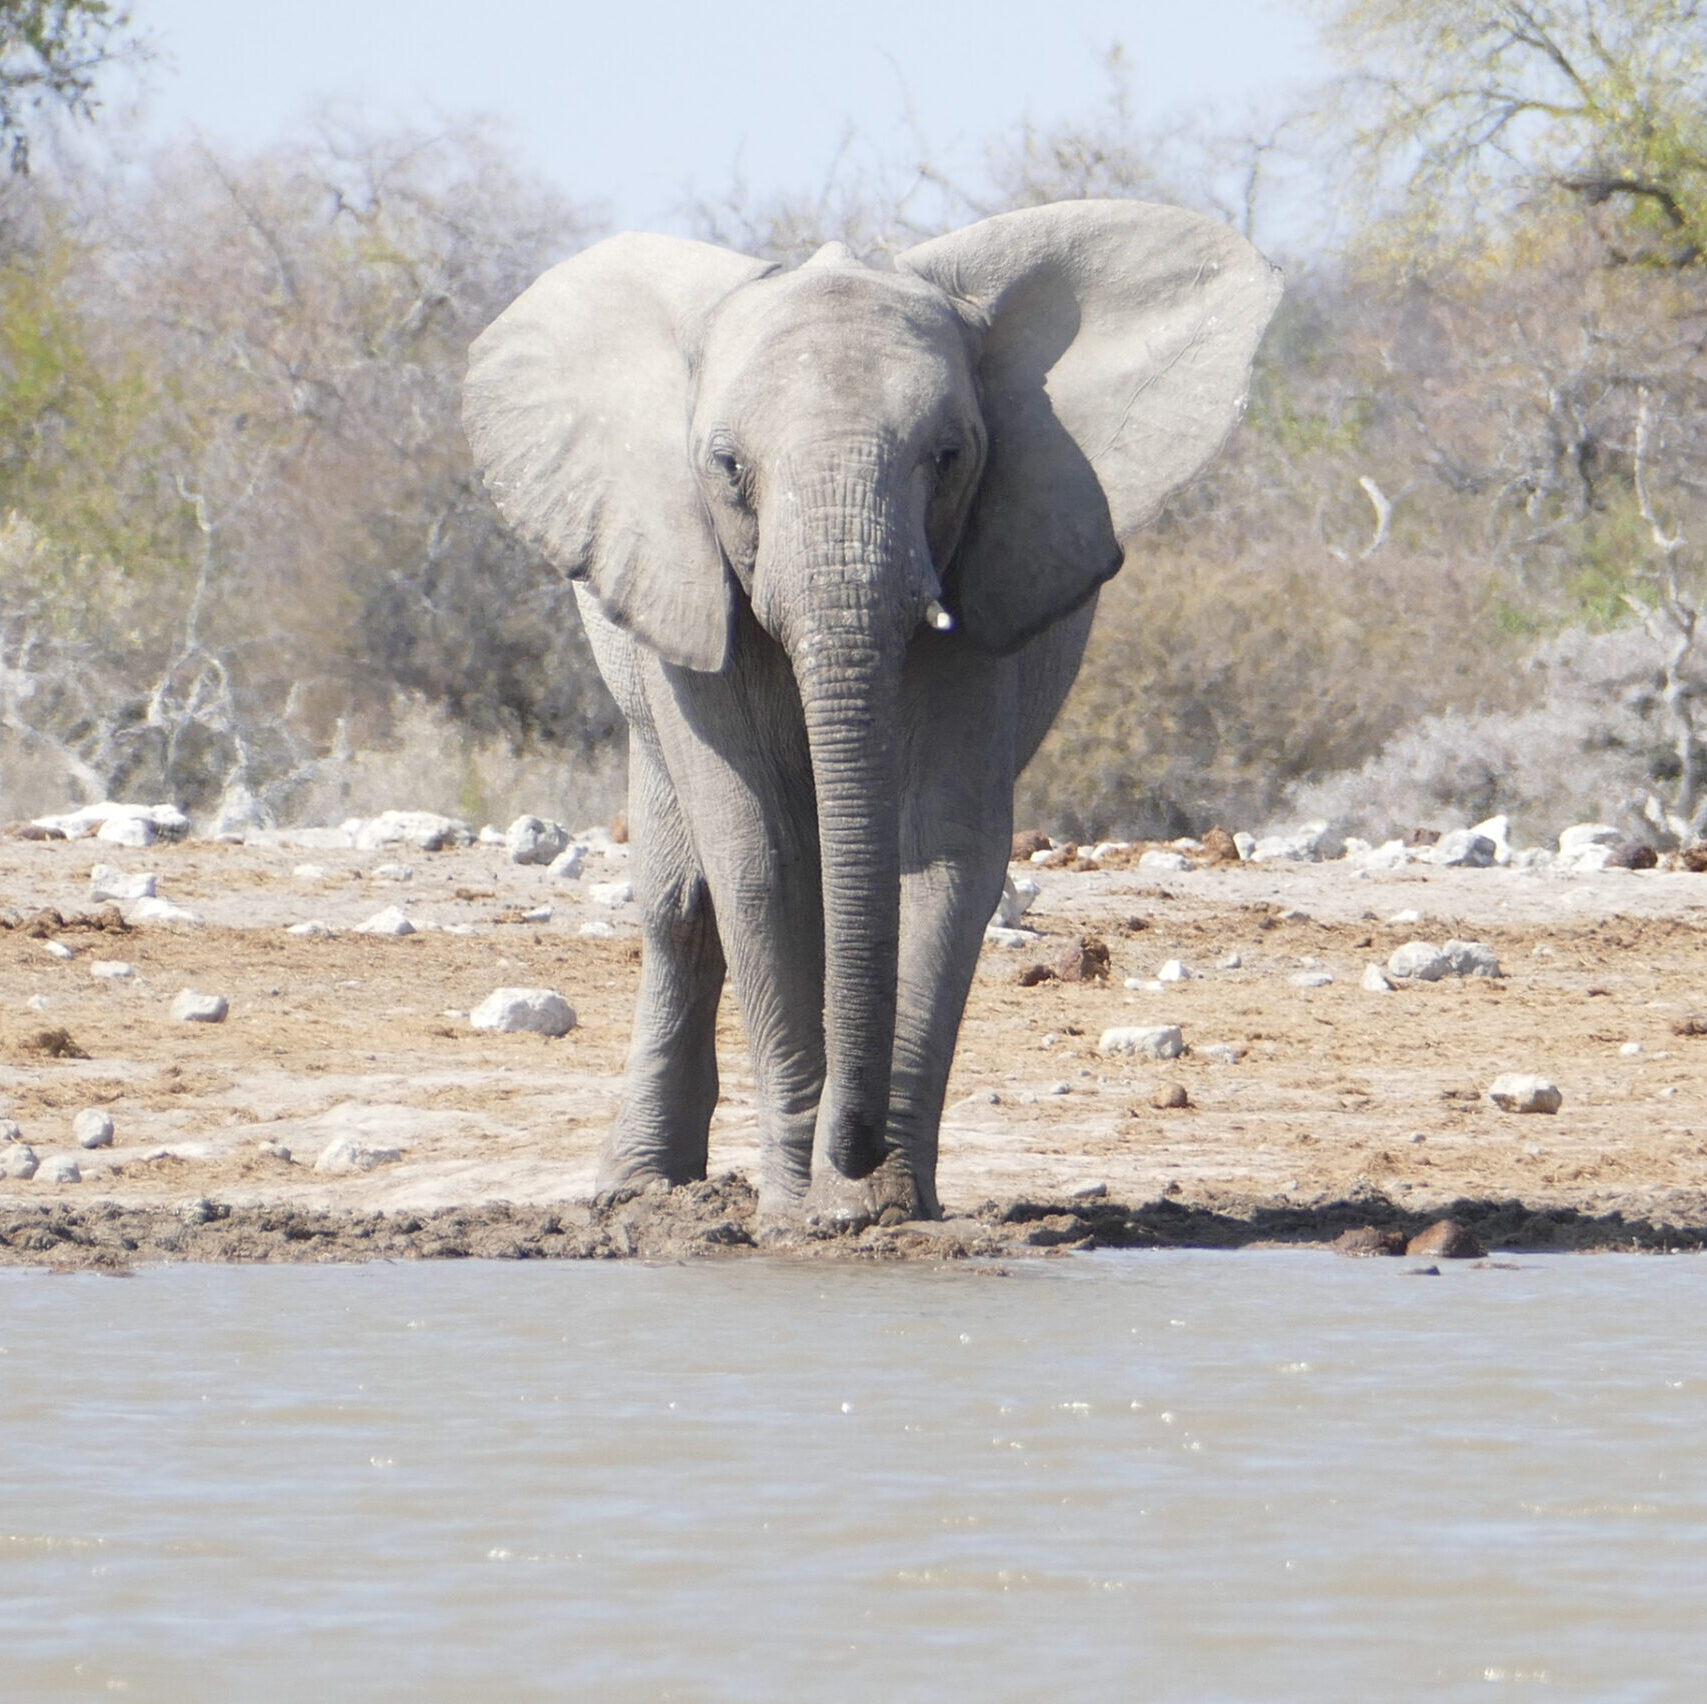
[794,632,903,1180]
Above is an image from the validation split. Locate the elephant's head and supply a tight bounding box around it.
[465,201,1280,1184]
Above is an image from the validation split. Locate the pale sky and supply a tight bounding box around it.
[121,0,1327,232]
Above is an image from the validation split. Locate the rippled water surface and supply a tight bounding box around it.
[3,1252,1704,1702]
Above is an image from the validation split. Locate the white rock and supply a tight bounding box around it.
[128,897,202,926]
[33,801,189,842]
[1429,830,1497,868]
[1199,1042,1246,1064]
[1028,846,1058,864]
[25,994,51,1011]
[38,1156,81,1183]
[0,1119,21,1142]
[1137,849,1191,872]
[1251,819,1341,863]
[992,873,1042,928]
[1233,831,1256,860]
[171,989,229,1024]
[1470,815,1513,863]
[97,815,155,847]
[506,815,571,866]
[89,865,157,902]
[1388,941,1452,982]
[1558,842,1614,874]
[1360,963,1395,993]
[1218,952,1242,970]
[1488,1074,1562,1114]
[313,1135,404,1175]
[351,810,473,852]
[587,879,635,910]
[370,862,415,883]
[293,863,331,881]
[1069,1180,1109,1200]
[469,987,578,1036]
[1088,842,1132,862]
[518,904,553,924]
[1558,822,1621,856]
[1619,1041,1644,1057]
[0,1143,38,1180]
[577,920,618,939]
[256,1139,293,1162]
[1354,838,1412,872]
[1442,939,1502,978]
[1098,1024,1184,1060]
[1511,847,1554,870]
[354,906,415,937]
[73,1109,114,1149]
[1291,971,1334,988]
[286,920,333,938]
[477,824,506,845]
[548,844,589,881]
[42,939,75,961]
[985,925,1040,949]
[1388,908,1421,925]
[1157,959,1191,982]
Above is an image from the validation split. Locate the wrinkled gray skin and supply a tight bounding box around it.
[466,200,1280,1226]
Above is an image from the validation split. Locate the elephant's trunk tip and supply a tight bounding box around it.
[924,599,956,633]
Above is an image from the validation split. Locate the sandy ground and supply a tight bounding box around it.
[4,828,1707,1262]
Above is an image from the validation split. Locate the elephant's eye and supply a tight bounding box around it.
[934,445,961,477]
[710,448,744,486]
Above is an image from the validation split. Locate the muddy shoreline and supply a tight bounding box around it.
[4,1172,1702,1269]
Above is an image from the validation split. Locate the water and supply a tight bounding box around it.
[2,1252,1703,1704]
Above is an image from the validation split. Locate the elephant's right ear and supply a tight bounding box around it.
[464,234,772,672]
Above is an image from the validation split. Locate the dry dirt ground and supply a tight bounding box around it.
[4,830,1707,1265]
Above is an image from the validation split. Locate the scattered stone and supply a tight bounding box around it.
[1428,829,1497,868]
[577,920,618,939]
[88,865,157,903]
[1068,1181,1108,1200]
[1218,951,1242,970]
[0,1143,38,1180]
[1098,1024,1184,1060]
[548,845,589,881]
[506,815,571,866]
[1469,815,1513,863]
[587,879,635,910]
[1388,941,1452,982]
[128,897,203,926]
[0,1120,20,1142]
[1157,958,1190,983]
[1681,842,1707,873]
[1605,838,1658,870]
[41,939,75,961]
[1233,831,1256,859]
[1406,1219,1485,1259]
[477,824,506,846]
[1360,963,1394,993]
[1200,826,1242,864]
[1388,908,1421,925]
[313,1135,404,1175]
[370,862,415,882]
[1441,939,1502,978]
[286,920,333,938]
[1251,820,1340,863]
[73,1109,115,1148]
[1349,838,1412,872]
[992,873,1042,928]
[985,925,1041,949]
[38,1156,82,1184]
[1137,849,1191,872]
[1620,1041,1644,1057]
[1488,1074,1562,1114]
[1333,1226,1406,1257]
[1291,970,1334,988]
[255,1140,293,1163]
[1017,964,1057,987]
[8,821,65,840]
[350,811,474,852]
[1556,822,1622,873]
[469,987,578,1037]
[170,990,229,1024]
[32,802,190,842]
[1054,936,1111,983]
[1011,829,1052,860]
[98,816,155,847]
[1199,1043,1245,1064]
[1672,1016,1707,1037]
[1153,1083,1190,1110]
[354,906,416,937]
[293,863,332,881]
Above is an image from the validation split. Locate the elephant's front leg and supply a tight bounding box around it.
[883,638,1021,1219]
[597,735,726,1195]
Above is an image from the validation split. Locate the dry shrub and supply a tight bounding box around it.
[1017,538,1521,840]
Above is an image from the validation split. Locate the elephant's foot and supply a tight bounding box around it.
[800,1152,924,1233]
[594,1146,703,1207]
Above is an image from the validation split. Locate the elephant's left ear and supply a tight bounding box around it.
[464,234,773,672]
[898,201,1282,654]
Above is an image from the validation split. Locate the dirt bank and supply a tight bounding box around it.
[4,832,1707,1262]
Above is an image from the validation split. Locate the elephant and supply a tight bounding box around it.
[464,198,1280,1227]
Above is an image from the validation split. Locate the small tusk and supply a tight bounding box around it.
[925,599,956,633]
